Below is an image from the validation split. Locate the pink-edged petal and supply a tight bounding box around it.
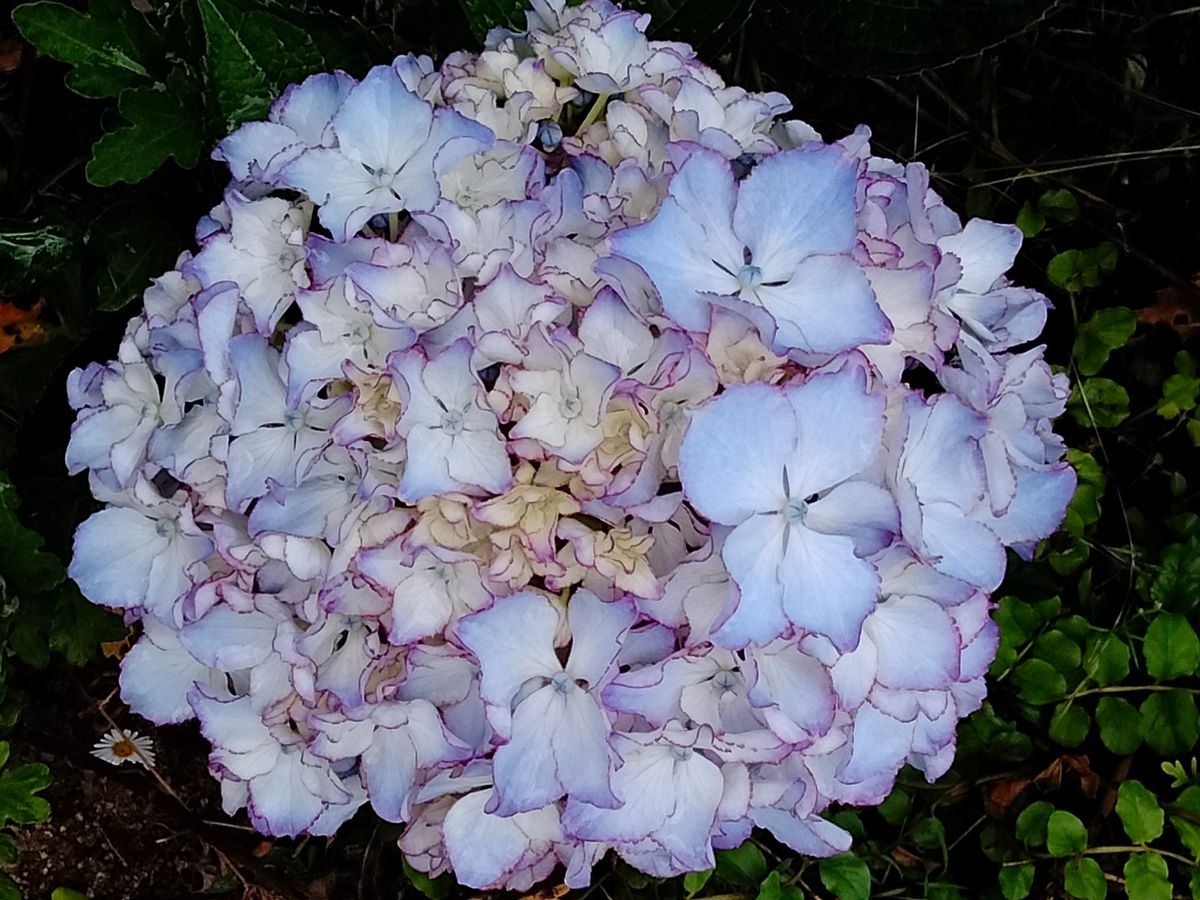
[780,526,879,652]
[784,367,886,494]
[920,501,1007,589]
[119,620,220,724]
[179,605,278,670]
[716,515,791,647]
[746,642,836,740]
[983,464,1076,552]
[756,254,890,354]
[565,591,636,688]
[865,595,960,691]
[749,809,852,857]
[938,219,1022,295]
[444,790,563,890]
[804,480,898,555]
[733,145,858,272]
[679,383,794,525]
[455,591,561,706]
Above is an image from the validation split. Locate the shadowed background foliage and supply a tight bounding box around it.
[1,1,1199,897]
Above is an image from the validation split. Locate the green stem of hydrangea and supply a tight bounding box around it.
[576,92,610,134]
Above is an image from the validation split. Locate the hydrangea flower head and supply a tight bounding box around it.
[66,0,1074,889]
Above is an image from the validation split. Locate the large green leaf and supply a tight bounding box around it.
[818,853,871,900]
[1151,536,1200,613]
[12,0,163,99]
[86,75,206,186]
[1143,613,1200,681]
[197,0,325,131]
[1115,780,1164,844]
[0,474,65,604]
[457,0,524,41]
[0,743,51,828]
[8,581,125,669]
[0,221,76,295]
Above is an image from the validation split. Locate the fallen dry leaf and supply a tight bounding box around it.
[0,298,47,353]
[1137,273,1200,337]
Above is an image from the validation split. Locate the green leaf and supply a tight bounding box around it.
[715,842,767,887]
[994,595,1042,646]
[0,473,66,602]
[1069,377,1130,428]
[1170,785,1200,858]
[1095,697,1144,755]
[1141,691,1200,755]
[52,890,89,900]
[1062,450,1106,538]
[1080,309,1132,374]
[877,787,912,826]
[0,220,77,295]
[1038,188,1081,223]
[754,870,803,900]
[1050,243,1119,295]
[817,853,871,900]
[0,749,51,827]
[1123,852,1171,900]
[1011,658,1067,705]
[0,873,20,900]
[457,0,525,41]
[1034,629,1082,674]
[1116,780,1165,843]
[1151,537,1200,613]
[1158,373,1200,419]
[684,869,713,896]
[1045,810,1087,857]
[1083,634,1129,687]
[999,863,1035,900]
[11,0,161,99]
[401,859,453,900]
[1016,202,1044,238]
[1144,614,1200,680]
[0,832,15,865]
[48,584,126,667]
[197,0,325,130]
[1050,703,1091,747]
[86,78,205,186]
[912,816,946,852]
[1015,801,1055,847]
[1063,857,1107,900]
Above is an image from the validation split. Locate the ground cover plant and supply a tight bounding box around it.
[0,0,1198,898]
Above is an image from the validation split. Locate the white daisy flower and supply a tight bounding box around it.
[91,728,156,768]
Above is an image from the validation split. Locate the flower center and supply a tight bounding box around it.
[783,497,809,524]
[441,409,465,436]
[712,669,737,691]
[659,401,683,427]
[551,671,574,695]
[283,409,304,430]
[347,322,370,344]
[154,519,175,539]
[737,264,763,291]
[369,166,395,188]
[671,745,693,762]
[111,739,137,759]
[277,251,295,271]
[559,392,583,420]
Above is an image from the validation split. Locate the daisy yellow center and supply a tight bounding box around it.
[111,738,138,759]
